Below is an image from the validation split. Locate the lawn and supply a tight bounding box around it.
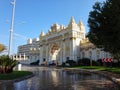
[0,71,33,80]
[71,66,120,74]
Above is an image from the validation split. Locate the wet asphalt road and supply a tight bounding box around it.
[0,65,119,90]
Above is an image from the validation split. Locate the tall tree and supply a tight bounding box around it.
[87,0,120,59]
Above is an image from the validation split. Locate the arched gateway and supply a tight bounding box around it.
[39,17,85,65]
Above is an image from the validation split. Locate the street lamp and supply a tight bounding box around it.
[8,0,16,56]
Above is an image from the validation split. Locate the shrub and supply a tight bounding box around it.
[78,58,100,66]
[30,60,39,65]
[92,60,99,66]
[97,59,103,66]
[66,60,76,66]
[61,62,66,67]
[78,58,90,66]
[48,60,56,66]
[0,55,17,74]
[112,61,120,67]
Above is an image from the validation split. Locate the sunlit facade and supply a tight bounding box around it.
[16,17,112,64]
[39,17,85,65]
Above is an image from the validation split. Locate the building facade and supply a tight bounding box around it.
[16,17,112,64]
[39,17,86,65]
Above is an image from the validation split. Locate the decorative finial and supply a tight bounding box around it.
[70,16,76,24]
[78,20,85,31]
[67,16,77,30]
[40,31,45,37]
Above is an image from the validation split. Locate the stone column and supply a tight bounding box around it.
[46,44,48,64]
[70,37,74,60]
[39,45,43,65]
[60,42,63,65]
[63,40,66,62]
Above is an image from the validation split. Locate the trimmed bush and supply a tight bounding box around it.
[62,62,65,67]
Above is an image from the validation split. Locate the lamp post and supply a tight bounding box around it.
[8,0,16,56]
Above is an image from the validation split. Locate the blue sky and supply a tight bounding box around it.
[0,0,105,54]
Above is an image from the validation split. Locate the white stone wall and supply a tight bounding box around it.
[80,48,112,61]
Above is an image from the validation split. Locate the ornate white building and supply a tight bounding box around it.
[16,17,112,65]
[39,17,86,65]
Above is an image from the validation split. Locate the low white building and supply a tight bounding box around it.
[14,38,40,61]
[29,38,40,62]
[80,38,112,61]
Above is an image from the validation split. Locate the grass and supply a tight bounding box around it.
[70,66,120,74]
[0,71,33,80]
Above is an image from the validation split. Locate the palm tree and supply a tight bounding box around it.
[0,44,6,53]
[0,44,17,74]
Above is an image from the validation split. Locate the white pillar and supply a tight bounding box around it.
[63,40,66,62]
[70,38,74,60]
[46,44,48,63]
[60,42,63,64]
[39,45,43,65]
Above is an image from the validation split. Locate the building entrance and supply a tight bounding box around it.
[50,44,60,65]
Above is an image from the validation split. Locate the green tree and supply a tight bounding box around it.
[87,0,120,59]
